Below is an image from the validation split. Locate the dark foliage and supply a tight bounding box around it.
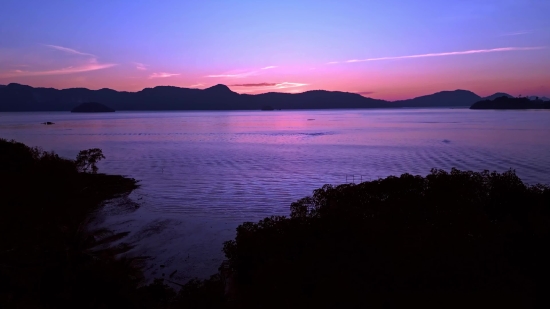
[0,139,155,308]
[470,96,550,109]
[219,169,550,308]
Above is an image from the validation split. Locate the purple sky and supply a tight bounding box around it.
[1,0,549,100]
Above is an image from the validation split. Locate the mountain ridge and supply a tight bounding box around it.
[0,83,532,111]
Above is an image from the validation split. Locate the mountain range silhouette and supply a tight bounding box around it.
[0,83,546,111]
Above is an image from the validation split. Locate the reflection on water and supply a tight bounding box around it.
[2,108,550,282]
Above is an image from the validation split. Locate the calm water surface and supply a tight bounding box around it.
[2,109,550,282]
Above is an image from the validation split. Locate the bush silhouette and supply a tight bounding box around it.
[219,169,550,308]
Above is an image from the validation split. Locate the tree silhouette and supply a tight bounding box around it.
[75,148,105,174]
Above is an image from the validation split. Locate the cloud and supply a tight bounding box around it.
[327,61,340,65]
[205,71,257,78]
[1,61,116,78]
[499,31,532,37]
[135,62,148,70]
[231,82,308,93]
[149,72,180,78]
[189,83,204,88]
[334,47,545,64]
[271,82,308,89]
[356,91,375,95]
[206,66,276,78]
[44,44,96,57]
[0,44,115,78]
[230,83,277,87]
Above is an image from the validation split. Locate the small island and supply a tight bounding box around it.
[470,96,550,110]
[71,102,115,113]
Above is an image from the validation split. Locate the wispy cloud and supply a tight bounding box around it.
[274,82,307,89]
[327,61,340,65]
[0,45,115,78]
[230,83,277,87]
[356,91,375,96]
[149,72,180,78]
[333,47,545,64]
[44,44,96,57]
[230,82,307,89]
[205,71,257,78]
[206,66,276,78]
[189,83,204,88]
[230,82,308,93]
[499,31,532,37]
[134,62,148,70]
[1,61,115,78]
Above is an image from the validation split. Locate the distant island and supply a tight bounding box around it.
[71,102,115,113]
[470,96,550,110]
[0,82,548,112]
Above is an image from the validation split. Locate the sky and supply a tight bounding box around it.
[0,0,549,100]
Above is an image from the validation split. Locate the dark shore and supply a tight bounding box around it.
[71,102,115,113]
[470,96,550,110]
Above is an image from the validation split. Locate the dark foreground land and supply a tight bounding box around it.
[471,96,550,109]
[71,102,115,113]
[1,138,550,308]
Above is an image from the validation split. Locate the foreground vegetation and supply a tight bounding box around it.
[0,139,146,308]
[2,138,550,308]
[218,170,550,308]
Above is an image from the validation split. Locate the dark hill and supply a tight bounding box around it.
[483,92,513,101]
[71,102,115,113]
[391,90,481,107]
[470,96,550,109]
[529,96,550,101]
[0,83,385,111]
[0,83,534,111]
[243,90,388,109]
[204,84,235,94]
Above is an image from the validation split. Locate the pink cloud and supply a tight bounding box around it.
[135,62,148,70]
[149,72,180,78]
[0,44,116,78]
[0,62,116,78]
[230,83,277,87]
[205,71,257,78]
[230,82,308,93]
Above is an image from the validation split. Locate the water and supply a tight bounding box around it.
[1,108,550,283]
